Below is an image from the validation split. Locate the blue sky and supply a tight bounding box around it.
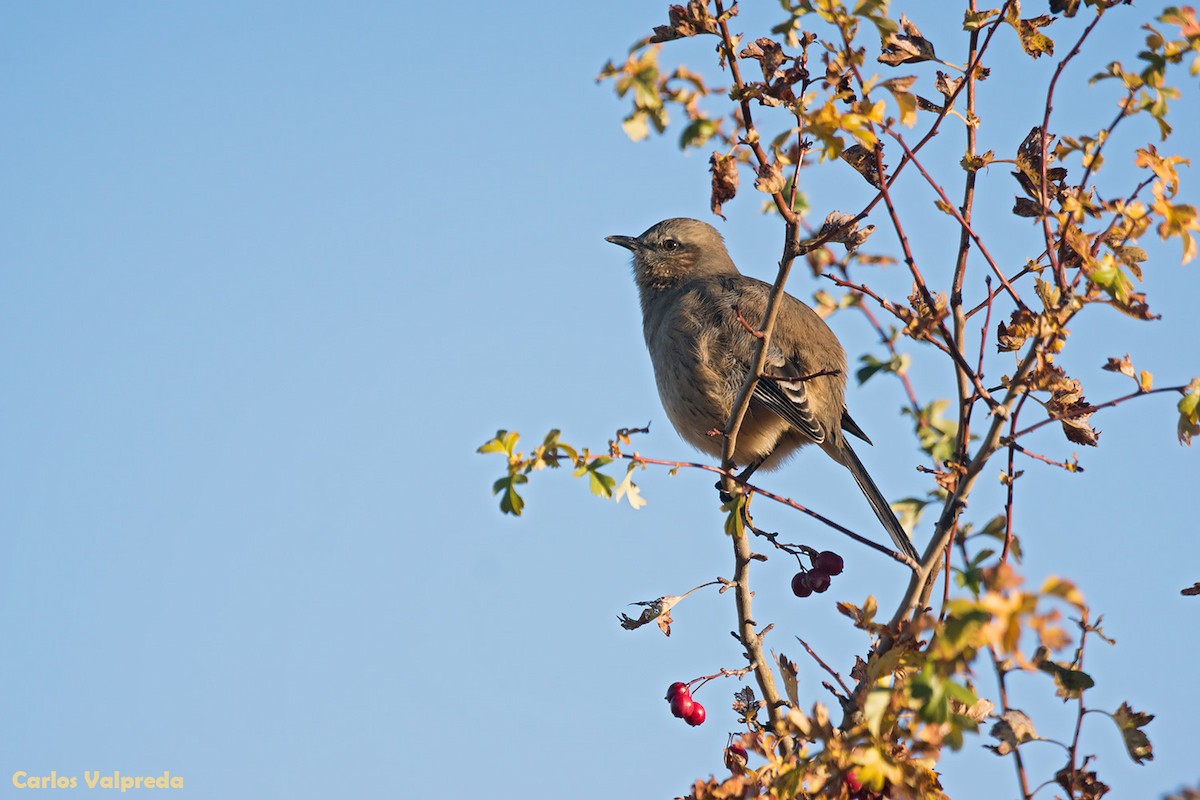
[2,3,1197,798]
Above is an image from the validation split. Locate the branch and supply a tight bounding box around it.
[1010,384,1191,440]
[885,128,1026,309]
[711,0,800,728]
[1041,11,1107,290]
[1003,391,1031,563]
[617,453,915,564]
[888,344,1041,628]
[796,636,852,697]
[823,273,997,409]
[1008,442,1084,472]
[953,15,984,470]
[814,2,1013,249]
[713,0,797,223]
[740,493,913,565]
[853,294,923,419]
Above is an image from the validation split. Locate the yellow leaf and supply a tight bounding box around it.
[1040,576,1086,612]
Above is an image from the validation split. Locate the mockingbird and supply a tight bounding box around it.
[606,217,919,561]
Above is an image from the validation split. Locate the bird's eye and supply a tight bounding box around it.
[662,239,680,251]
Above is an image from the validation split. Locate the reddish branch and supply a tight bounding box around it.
[857,149,1001,411]
[976,276,994,384]
[884,128,1026,309]
[1008,442,1083,472]
[1041,11,1107,290]
[713,0,796,224]
[1010,384,1191,439]
[796,636,852,697]
[853,294,924,420]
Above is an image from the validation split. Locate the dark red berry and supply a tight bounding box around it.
[790,571,813,597]
[807,568,831,593]
[815,550,844,575]
[725,744,748,772]
[665,682,690,702]
[684,701,706,726]
[670,694,694,719]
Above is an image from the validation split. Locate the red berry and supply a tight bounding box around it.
[845,771,863,793]
[670,694,694,719]
[815,550,844,575]
[725,744,748,772]
[684,701,706,726]
[790,571,813,597]
[807,568,831,593]
[665,682,690,702]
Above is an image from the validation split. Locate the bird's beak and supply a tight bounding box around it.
[605,234,640,252]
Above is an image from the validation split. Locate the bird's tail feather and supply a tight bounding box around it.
[840,442,920,561]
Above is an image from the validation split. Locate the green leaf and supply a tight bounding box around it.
[902,399,959,464]
[1179,379,1200,445]
[492,473,528,516]
[574,456,616,498]
[722,494,746,537]
[1035,655,1095,700]
[540,429,577,465]
[679,117,717,149]
[856,353,888,384]
[935,605,991,659]
[911,666,978,724]
[856,352,910,385]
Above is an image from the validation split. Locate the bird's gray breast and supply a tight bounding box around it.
[640,285,744,454]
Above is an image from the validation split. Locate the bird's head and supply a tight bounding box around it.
[606,218,736,291]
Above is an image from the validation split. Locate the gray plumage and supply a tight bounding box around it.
[606,217,919,561]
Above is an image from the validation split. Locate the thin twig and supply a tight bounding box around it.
[828,1,1014,246]
[853,292,923,419]
[888,344,1041,629]
[1003,392,1030,564]
[886,128,1026,309]
[976,275,994,384]
[714,0,796,224]
[956,533,1031,799]
[953,15,983,471]
[796,636,852,696]
[1008,442,1083,472]
[1010,385,1190,439]
[1065,616,1093,794]
[1041,12,1107,289]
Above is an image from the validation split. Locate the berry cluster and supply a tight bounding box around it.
[665,682,706,726]
[790,550,844,598]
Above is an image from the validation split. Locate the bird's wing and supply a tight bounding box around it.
[840,409,873,445]
[752,343,827,444]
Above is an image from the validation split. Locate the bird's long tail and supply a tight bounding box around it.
[839,442,920,562]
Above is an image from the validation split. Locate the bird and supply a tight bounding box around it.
[606,217,919,561]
